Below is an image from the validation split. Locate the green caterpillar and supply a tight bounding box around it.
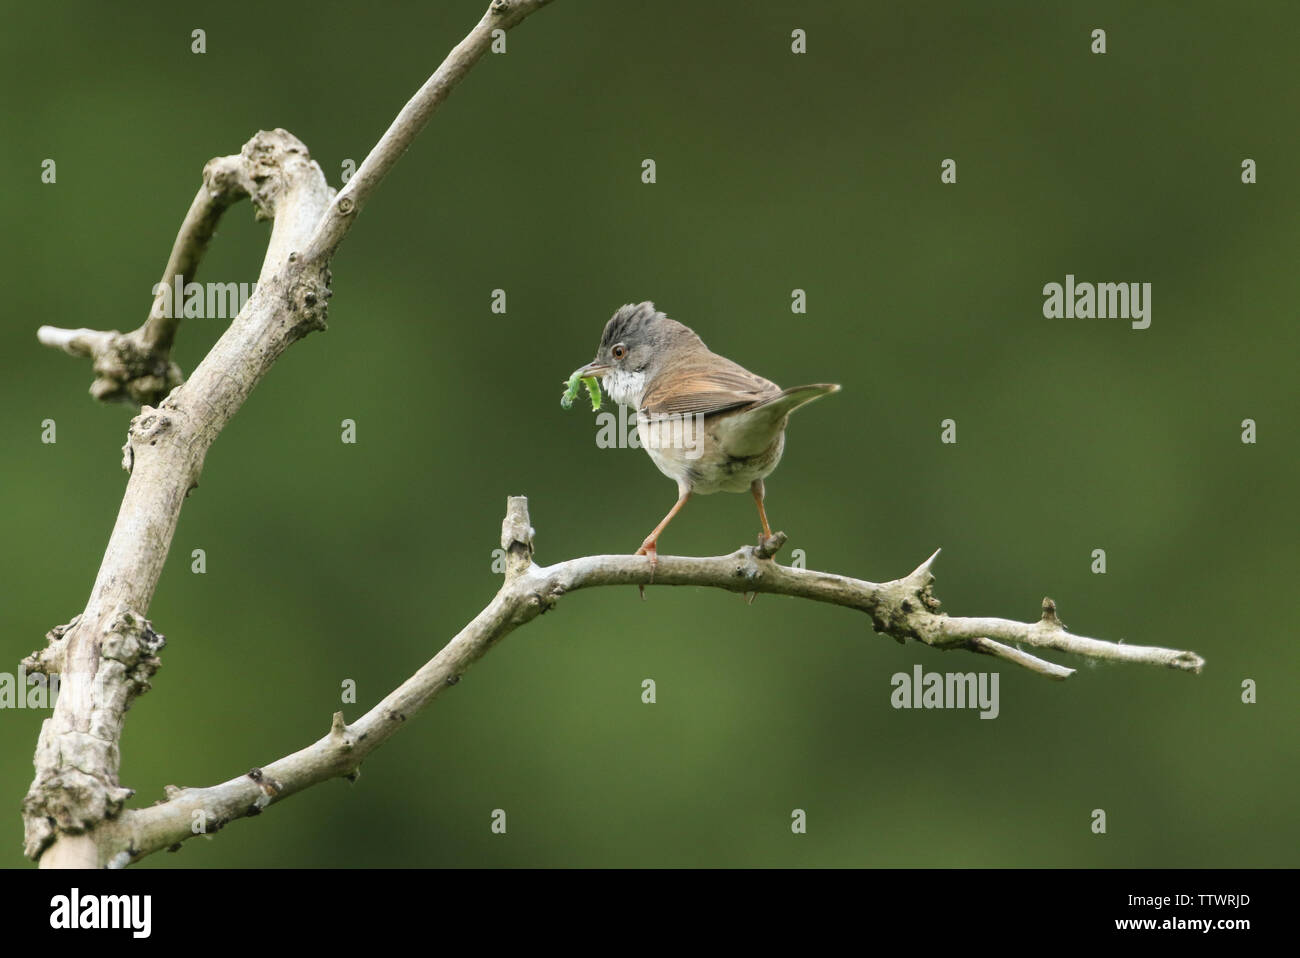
[560,371,602,412]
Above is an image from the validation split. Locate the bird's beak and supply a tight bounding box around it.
[574,360,611,380]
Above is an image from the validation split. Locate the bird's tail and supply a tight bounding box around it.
[751,383,841,419]
[716,384,840,456]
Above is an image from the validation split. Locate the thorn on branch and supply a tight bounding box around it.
[909,548,942,581]
[1040,597,1064,629]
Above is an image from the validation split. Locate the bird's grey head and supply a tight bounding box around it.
[581,302,704,407]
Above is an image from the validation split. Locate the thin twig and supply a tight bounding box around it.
[301,0,555,264]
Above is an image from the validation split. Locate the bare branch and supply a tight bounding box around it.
[302,0,555,263]
[23,128,334,866]
[25,0,557,868]
[95,496,1203,866]
[138,180,240,355]
[965,637,1075,680]
[35,0,554,406]
[36,326,111,357]
[35,132,326,405]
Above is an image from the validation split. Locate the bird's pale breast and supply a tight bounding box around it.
[637,410,786,495]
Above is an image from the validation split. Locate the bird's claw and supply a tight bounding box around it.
[635,540,658,599]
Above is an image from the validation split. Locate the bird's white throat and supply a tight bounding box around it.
[601,367,649,408]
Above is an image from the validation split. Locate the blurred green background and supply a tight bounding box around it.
[1,0,1296,868]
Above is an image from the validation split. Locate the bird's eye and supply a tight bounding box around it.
[611,343,628,360]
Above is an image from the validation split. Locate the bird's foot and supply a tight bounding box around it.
[755,530,788,559]
[740,531,788,605]
[635,539,659,600]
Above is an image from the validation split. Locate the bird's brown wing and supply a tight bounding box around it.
[639,353,782,418]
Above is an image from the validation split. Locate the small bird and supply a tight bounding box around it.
[571,301,840,566]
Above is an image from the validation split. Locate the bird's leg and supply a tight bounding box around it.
[636,492,691,562]
[751,478,774,542]
[635,491,690,598]
[742,479,778,604]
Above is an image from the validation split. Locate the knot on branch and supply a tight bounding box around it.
[22,608,165,859]
[732,545,771,585]
[24,615,81,676]
[286,264,332,336]
[529,589,560,614]
[490,0,552,22]
[36,326,185,407]
[246,767,283,809]
[101,609,166,698]
[90,331,185,405]
[209,129,317,221]
[121,403,184,474]
[127,405,175,446]
[22,773,136,862]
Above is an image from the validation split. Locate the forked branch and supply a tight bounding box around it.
[24,0,556,868]
[92,496,1203,866]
